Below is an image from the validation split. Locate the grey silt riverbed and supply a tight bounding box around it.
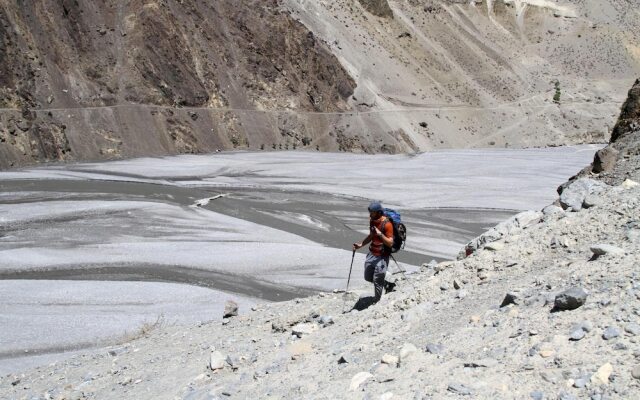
[0,146,599,373]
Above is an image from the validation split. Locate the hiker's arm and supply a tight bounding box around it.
[373,224,394,248]
[353,233,373,251]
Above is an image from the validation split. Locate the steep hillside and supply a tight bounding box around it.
[285,0,640,149]
[0,0,356,168]
[1,0,639,167]
[2,80,639,400]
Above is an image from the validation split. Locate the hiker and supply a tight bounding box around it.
[352,201,394,302]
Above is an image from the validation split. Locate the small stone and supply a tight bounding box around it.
[319,315,334,326]
[470,315,481,323]
[554,287,588,311]
[291,323,318,338]
[569,328,586,341]
[543,205,564,215]
[501,290,524,307]
[590,244,625,256]
[573,378,588,388]
[399,343,418,363]
[380,392,394,400]
[223,300,238,318]
[540,349,555,358]
[485,242,504,251]
[425,343,445,354]
[453,280,462,290]
[456,290,468,299]
[624,323,640,336]
[464,358,498,368]
[209,351,226,371]
[529,390,544,400]
[590,363,613,385]
[381,354,399,366]
[631,366,640,379]
[447,383,472,395]
[583,194,602,208]
[350,372,373,391]
[603,326,621,340]
[622,179,639,189]
[558,391,577,400]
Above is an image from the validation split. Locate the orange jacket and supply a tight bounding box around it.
[369,216,393,257]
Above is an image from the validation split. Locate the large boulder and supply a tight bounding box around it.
[553,287,588,311]
[559,178,607,211]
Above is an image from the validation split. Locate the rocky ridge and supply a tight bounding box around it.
[2,81,640,400]
[1,0,640,168]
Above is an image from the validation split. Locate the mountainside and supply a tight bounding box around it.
[1,0,639,167]
[2,79,639,400]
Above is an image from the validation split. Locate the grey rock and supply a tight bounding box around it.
[559,178,607,211]
[223,300,239,318]
[580,320,594,332]
[632,365,640,379]
[291,323,317,338]
[558,391,578,400]
[447,383,472,395]
[543,205,564,215]
[515,210,543,228]
[603,326,621,340]
[569,328,586,341]
[453,279,462,290]
[625,323,640,336]
[573,378,588,388]
[501,290,524,307]
[583,194,602,208]
[456,289,468,299]
[554,287,588,311]
[425,343,445,354]
[590,244,625,256]
[593,146,619,173]
[464,358,498,368]
[319,315,334,326]
[530,390,545,400]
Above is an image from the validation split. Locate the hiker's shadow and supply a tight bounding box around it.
[351,296,377,311]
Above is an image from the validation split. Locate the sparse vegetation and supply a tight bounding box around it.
[553,80,561,104]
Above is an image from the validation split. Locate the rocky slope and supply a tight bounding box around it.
[1,0,639,167]
[2,79,639,399]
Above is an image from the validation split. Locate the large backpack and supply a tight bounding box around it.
[382,208,406,253]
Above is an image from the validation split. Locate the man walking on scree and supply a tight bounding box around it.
[353,201,394,302]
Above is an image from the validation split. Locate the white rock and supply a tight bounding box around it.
[209,351,226,371]
[291,323,318,338]
[622,179,639,189]
[590,244,625,256]
[591,363,613,385]
[485,242,505,251]
[380,392,394,400]
[399,343,419,363]
[350,372,373,391]
[515,210,542,228]
[381,354,399,366]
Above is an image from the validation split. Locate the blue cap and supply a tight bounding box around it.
[368,201,383,213]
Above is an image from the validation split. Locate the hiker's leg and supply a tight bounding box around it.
[372,256,389,302]
[363,253,375,283]
[373,271,385,301]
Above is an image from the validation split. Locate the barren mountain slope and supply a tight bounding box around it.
[1,0,639,167]
[285,0,640,149]
[0,0,356,168]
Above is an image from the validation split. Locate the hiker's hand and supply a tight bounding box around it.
[353,242,362,251]
[373,227,382,237]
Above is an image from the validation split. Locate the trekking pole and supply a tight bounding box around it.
[346,249,356,292]
[390,254,417,293]
[342,250,356,313]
